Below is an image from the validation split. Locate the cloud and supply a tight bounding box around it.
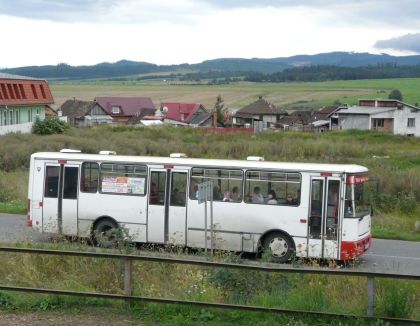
[0,0,207,23]
[374,33,420,53]
[2,0,420,28]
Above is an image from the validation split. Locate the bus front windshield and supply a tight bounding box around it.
[345,181,371,218]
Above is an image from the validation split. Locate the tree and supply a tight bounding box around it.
[388,89,403,101]
[32,117,70,135]
[213,95,227,126]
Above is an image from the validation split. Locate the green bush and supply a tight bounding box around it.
[32,117,70,135]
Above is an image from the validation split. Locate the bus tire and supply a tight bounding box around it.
[263,232,295,263]
[93,218,119,248]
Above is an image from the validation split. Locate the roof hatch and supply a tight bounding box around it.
[247,156,265,161]
[170,153,188,158]
[59,149,81,153]
[99,151,117,155]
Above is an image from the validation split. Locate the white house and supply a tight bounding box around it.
[337,99,420,137]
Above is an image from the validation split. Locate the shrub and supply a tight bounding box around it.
[32,117,70,135]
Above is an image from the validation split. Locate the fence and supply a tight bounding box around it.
[0,246,418,324]
[204,127,254,135]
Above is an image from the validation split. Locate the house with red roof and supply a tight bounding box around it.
[0,73,54,135]
[157,102,213,126]
[95,96,156,124]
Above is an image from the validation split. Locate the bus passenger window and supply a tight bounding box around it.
[190,168,243,203]
[245,171,301,206]
[44,166,59,198]
[81,162,99,193]
[63,167,79,199]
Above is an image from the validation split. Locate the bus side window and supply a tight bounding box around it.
[81,162,99,193]
[44,166,59,198]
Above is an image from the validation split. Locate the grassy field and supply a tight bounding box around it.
[50,78,420,109]
[0,241,418,324]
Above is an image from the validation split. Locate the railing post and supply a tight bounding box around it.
[367,275,375,317]
[124,258,133,296]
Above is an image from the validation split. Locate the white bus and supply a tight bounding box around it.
[27,150,373,262]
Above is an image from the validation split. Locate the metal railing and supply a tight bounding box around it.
[0,246,418,324]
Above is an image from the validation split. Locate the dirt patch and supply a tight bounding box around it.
[0,309,145,326]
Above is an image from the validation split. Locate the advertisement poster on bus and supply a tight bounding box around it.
[102,176,145,194]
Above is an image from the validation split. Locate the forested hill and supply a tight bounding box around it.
[2,52,420,80]
[244,64,420,82]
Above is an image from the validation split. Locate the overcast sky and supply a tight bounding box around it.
[1,0,420,68]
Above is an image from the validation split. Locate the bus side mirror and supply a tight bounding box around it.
[370,206,374,217]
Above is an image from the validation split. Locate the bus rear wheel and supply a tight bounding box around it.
[93,219,119,248]
[263,232,294,263]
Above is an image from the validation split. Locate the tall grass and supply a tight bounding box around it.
[0,244,418,322]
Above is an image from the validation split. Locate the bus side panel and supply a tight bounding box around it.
[78,192,147,242]
[186,200,309,254]
[30,159,45,232]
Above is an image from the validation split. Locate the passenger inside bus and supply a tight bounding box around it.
[252,187,264,204]
[231,186,240,202]
[266,190,278,204]
[223,191,233,202]
[150,182,159,204]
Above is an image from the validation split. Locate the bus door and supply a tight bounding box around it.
[43,163,79,236]
[307,176,341,259]
[147,168,188,245]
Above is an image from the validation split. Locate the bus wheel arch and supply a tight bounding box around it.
[259,230,295,263]
[91,216,119,247]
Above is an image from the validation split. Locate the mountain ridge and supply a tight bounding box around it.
[2,51,420,80]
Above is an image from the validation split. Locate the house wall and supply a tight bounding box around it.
[0,105,45,134]
[392,106,420,137]
[339,114,370,130]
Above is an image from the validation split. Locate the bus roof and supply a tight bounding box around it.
[31,152,368,174]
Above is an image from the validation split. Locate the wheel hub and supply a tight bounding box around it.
[269,237,288,257]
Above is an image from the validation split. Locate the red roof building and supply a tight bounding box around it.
[0,73,54,135]
[0,74,54,106]
[160,102,212,126]
[95,96,156,124]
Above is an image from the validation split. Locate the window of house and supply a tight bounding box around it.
[112,106,120,114]
[0,84,8,100]
[31,84,38,99]
[7,84,15,100]
[19,84,26,99]
[190,168,243,202]
[372,118,384,129]
[39,84,46,98]
[245,170,301,206]
[9,110,13,125]
[13,84,21,99]
[408,118,416,128]
[100,163,147,195]
[15,111,19,124]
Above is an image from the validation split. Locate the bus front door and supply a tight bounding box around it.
[307,177,341,259]
[43,164,79,236]
[147,169,188,245]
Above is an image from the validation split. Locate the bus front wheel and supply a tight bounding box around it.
[93,218,119,248]
[263,232,294,263]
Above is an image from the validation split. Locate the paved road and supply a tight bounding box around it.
[1,213,419,276]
